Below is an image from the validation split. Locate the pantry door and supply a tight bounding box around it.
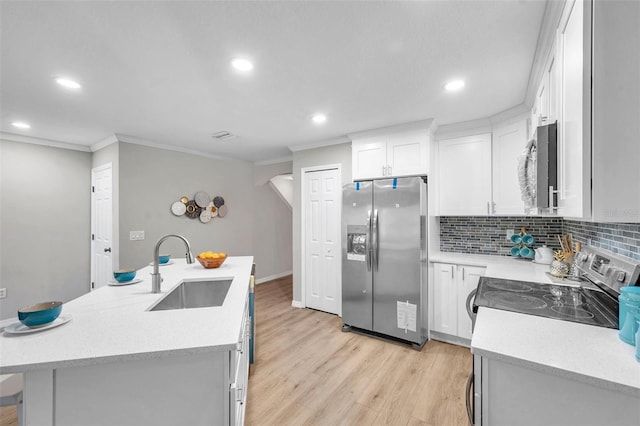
[303,166,341,315]
[91,164,113,290]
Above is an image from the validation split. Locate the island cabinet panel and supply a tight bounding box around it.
[52,351,227,426]
[479,356,640,426]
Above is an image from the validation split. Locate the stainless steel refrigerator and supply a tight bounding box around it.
[341,176,428,346]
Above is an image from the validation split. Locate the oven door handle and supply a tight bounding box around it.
[465,370,474,425]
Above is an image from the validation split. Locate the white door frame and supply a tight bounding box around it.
[300,164,342,316]
[91,163,114,291]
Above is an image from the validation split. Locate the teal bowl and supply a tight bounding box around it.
[18,301,63,327]
[158,254,171,264]
[114,269,136,283]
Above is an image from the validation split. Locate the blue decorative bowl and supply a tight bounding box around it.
[114,269,136,283]
[158,254,171,264]
[18,301,63,327]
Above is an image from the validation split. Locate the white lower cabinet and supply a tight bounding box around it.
[431,262,485,344]
[474,354,639,426]
[229,300,250,425]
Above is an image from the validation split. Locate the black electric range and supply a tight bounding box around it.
[471,246,640,329]
[473,277,618,328]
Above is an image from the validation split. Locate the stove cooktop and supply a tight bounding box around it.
[473,277,619,329]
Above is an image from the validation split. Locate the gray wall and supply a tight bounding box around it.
[253,162,293,281]
[0,140,91,320]
[118,143,255,270]
[292,143,352,303]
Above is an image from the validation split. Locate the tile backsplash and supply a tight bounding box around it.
[563,220,640,261]
[439,217,640,261]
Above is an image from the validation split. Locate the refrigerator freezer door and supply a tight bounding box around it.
[372,177,424,343]
[342,181,373,331]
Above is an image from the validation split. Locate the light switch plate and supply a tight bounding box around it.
[0,288,6,299]
[506,229,515,241]
[130,230,145,241]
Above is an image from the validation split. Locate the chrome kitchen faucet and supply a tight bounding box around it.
[150,234,195,293]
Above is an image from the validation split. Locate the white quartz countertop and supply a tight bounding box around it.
[0,256,253,374]
[430,251,640,395]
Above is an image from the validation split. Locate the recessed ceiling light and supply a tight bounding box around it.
[312,114,327,124]
[55,77,82,89]
[231,58,254,72]
[12,121,31,129]
[444,80,465,92]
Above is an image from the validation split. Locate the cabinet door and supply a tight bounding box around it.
[352,138,387,180]
[457,266,486,340]
[432,263,457,335]
[558,0,590,218]
[537,76,549,127]
[437,134,492,215]
[492,120,527,215]
[386,131,428,177]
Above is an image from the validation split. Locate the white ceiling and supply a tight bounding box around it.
[0,1,547,163]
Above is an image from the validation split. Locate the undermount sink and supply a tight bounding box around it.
[148,279,232,311]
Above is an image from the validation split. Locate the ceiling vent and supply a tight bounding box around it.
[211,131,237,141]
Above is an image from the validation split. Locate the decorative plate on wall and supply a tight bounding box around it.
[171,201,186,216]
[185,200,202,219]
[194,191,211,208]
[200,208,212,223]
[217,204,228,218]
[213,196,225,208]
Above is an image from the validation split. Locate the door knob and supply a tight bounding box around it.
[104,247,112,253]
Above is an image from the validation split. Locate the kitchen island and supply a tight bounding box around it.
[0,256,253,426]
[430,252,640,425]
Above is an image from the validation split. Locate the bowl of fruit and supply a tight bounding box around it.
[196,251,227,269]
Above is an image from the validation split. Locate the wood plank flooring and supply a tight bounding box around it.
[0,275,471,426]
[245,275,472,426]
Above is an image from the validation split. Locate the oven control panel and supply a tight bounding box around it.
[576,246,640,293]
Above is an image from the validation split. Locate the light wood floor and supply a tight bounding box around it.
[0,275,471,426]
[245,275,472,426]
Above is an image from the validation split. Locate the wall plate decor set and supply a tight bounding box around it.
[170,191,227,223]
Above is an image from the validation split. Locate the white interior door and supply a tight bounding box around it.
[304,167,341,315]
[91,164,113,290]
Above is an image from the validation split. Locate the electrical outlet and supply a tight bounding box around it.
[506,229,515,241]
[0,288,6,299]
[130,230,145,241]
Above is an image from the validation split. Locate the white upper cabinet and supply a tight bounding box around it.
[590,0,640,222]
[351,137,387,180]
[350,120,432,181]
[541,0,640,222]
[492,119,527,215]
[437,133,492,215]
[557,0,591,219]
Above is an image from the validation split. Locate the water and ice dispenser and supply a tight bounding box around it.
[346,225,367,262]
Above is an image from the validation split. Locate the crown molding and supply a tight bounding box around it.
[114,133,235,162]
[288,135,351,152]
[488,103,530,126]
[348,118,436,140]
[254,155,293,166]
[0,132,91,152]
[90,134,119,152]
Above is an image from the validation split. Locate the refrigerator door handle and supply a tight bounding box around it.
[366,209,372,272]
[373,209,379,271]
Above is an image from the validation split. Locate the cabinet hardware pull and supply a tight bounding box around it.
[451,266,454,280]
[462,267,465,281]
[548,185,560,210]
[382,165,386,176]
[487,202,491,215]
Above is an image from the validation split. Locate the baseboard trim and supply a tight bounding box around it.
[255,270,293,284]
[291,300,304,309]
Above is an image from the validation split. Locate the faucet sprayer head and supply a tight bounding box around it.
[186,251,195,264]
